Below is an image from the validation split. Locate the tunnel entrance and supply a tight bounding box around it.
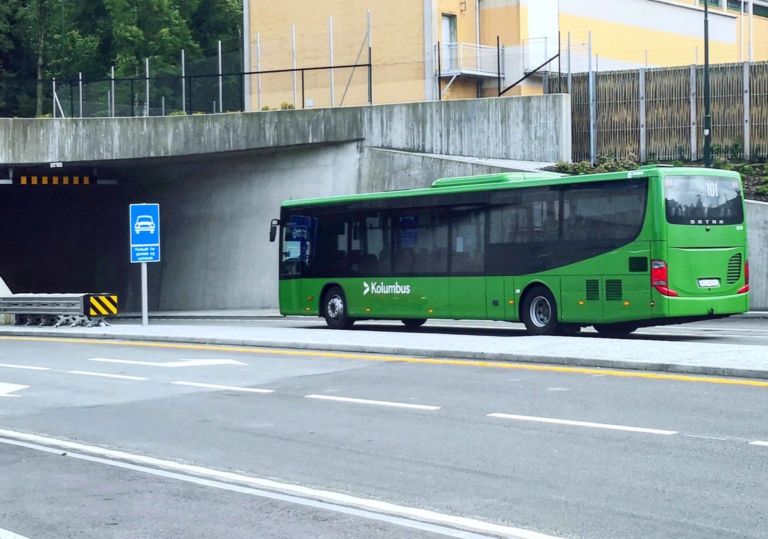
[0,166,150,311]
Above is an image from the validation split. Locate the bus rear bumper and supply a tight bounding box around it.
[659,293,749,318]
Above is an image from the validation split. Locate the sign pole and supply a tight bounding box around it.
[130,203,160,327]
[141,262,149,326]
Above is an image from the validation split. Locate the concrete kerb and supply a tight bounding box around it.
[1,328,767,382]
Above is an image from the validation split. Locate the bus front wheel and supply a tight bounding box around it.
[521,286,561,336]
[401,318,427,328]
[322,286,355,330]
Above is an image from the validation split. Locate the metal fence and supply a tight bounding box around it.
[547,61,768,163]
[42,53,373,118]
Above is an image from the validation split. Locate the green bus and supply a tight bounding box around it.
[270,166,749,336]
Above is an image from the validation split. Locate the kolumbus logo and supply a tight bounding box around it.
[363,281,412,296]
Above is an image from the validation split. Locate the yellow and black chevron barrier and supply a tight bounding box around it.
[86,294,118,317]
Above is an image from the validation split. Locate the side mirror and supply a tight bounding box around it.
[269,219,280,242]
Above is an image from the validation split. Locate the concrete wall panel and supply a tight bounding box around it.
[747,200,768,311]
[131,143,361,311]
[0,95,571,166]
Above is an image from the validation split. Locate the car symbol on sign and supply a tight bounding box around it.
[134,215,156,234]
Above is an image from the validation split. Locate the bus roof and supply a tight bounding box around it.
[282,166,740,208]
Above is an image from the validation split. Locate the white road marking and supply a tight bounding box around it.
[749,440,768,447]
[546,387,571,392]
[67,371,147,381]
[0,382,29,398]
[0,527,31,539]
[0,430,559,539]
[89,358,247,368]
[681,434,730,441]
[172,381,273,394]
[487,413,678,436]
[305,394,441,411]
[0,363,50,371]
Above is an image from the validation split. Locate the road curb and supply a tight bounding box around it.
[2,329,767,381]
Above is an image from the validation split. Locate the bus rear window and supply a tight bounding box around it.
[664,175,743,225]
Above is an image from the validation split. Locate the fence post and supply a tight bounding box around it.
[588,32,596,165]
[110,66,115,117]
[291,24,297,107]
[256,32,262,111]
[145,57,150,116]
[218,40,223,113]
[329,16,335,107]
[567,32,572,94]
[181,49,186,114]
[743,61,751,161]
[52,78,56,118]
[690,65,698,161]
[367,10,373,105]
[78,72,83,118]
[639,67,646,163]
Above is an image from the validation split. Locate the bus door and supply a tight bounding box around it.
[279,214,316,314]
[449,208,487,319]
[390,211,450,319]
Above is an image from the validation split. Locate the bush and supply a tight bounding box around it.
[280,102,296,110]
[553,154,639,175]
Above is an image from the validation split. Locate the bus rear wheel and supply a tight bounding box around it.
[521,286,561,336]
[401,318,427,328]
[322,286,355,330]
[593,323,638,338]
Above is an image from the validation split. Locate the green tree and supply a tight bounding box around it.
[103,0,199,76]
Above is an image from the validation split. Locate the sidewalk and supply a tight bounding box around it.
[116,309,768,320]
[1,321,768,381]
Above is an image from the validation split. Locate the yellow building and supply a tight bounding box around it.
[243,0,768,108]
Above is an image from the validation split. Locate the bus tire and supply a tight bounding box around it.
[322,286,355,330]
[401,318,427,328]
[521,286,561,336]
[593,323,638,338]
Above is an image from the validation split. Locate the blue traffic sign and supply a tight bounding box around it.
[130,203,161,263]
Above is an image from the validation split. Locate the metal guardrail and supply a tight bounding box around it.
[0,293,118,327]
[438,42,501,78]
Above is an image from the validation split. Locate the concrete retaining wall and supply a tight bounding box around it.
[359,148,513,192]
[747,200,768,311]
[0,95,571,165]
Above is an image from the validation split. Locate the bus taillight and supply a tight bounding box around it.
[738,260,750,294]
[651,260,678,297]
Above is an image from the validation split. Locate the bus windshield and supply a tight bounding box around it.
[664,175,743,225]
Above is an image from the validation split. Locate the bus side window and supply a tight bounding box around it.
[450,210,484,274]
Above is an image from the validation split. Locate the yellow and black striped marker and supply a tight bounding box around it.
[87,295,118,317]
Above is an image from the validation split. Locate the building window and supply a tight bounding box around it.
[755,3,768,17]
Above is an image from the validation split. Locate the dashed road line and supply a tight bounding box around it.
[305,394,441,411]
[749,440,768,447]
[487,413,678,436]
[0,363,50,371]
[66,370,147,381]
[89,358,247,368]
[0,429,560,539]
[172,381,274,394]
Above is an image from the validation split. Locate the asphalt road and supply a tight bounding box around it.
[115,315,768,347]
[1,336,767,538]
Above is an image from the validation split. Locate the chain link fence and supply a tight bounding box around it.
[547,61,768,163]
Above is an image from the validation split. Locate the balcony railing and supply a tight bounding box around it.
[438,43,502,78]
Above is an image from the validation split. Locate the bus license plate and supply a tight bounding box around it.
[698,278,720,288]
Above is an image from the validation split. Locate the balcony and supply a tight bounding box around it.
[437,43,502,79]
